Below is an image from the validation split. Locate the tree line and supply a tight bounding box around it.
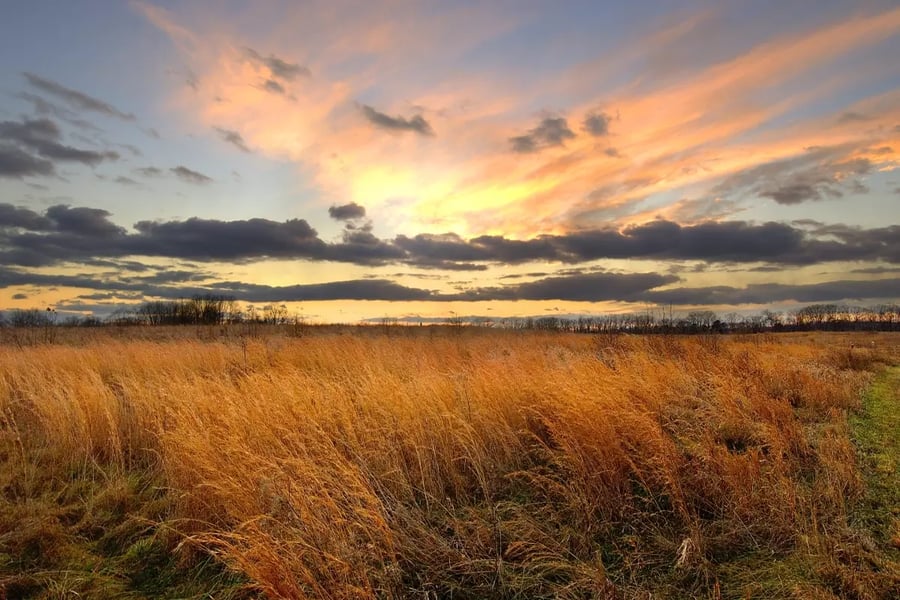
[486,303,900,333]
[1,298,898,333]
[0,295,295,328]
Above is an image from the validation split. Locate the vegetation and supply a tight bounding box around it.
[1,331,898,598]
[3,298,900,334]
[849,367,900,555]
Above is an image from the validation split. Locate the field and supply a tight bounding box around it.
[1,330,898,599]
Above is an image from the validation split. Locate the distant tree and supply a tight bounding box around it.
[686,310,717,331]
[9,308,51,327]
[262,303,289,325]
[761,309,783,328]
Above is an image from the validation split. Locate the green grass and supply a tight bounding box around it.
[850,367,900,555]
[0,463,254,599]
[710,367,900,599]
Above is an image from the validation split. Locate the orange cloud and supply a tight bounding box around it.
[136,2,900,240]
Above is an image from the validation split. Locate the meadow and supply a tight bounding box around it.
[1,329,898,599]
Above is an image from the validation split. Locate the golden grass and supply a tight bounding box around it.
[2,331,899,598]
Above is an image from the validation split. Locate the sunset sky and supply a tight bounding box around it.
[1,0,898,323]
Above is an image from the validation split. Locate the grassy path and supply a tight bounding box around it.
[850,366,900,554]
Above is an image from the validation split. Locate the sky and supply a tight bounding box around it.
[1,0,898,323]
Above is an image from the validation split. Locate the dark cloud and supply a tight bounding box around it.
[360,105,434,136]
[0,203,52,229]
[1,203,898,270]
[262,79,286,95]
[510,116,576,153]
[12,293,28,300]
[583,111,611,136]
[17,92,100,131]
[23,73,135,121]
[135,166,164,178]
[114,176,139,186]
[836,112,870,124]
[214,127,250,152]
[2,254,897,307]
[206,279,436,302]
[328,202,366,221]
[203,271,673,303]
[456,272,677,302]
[128,217,322,260]
[244,48,310,80]
[394,220,838,267]
[716,146,874,205]
[0,117,119,168]
[0,206,398,267]
[45,205,125,238]
[76,292,143,301]
[0,265,209,294]
[0,145,55,178]
[642,278,900,306]
[170,166,213,184]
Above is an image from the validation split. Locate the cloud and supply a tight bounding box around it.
[44,205,125,238]
[0,203,53,229]
[457,271,677,302]
[642,278,900,306]
[135,166,164,178]
[1,203,898,269]
[394,220,848,267]
[114,176,139,186]
[0,118,119,179]
[0,145,55,178]
[510,116,576,153]
[127,216,323,260]
[360,105,434,136]
[130,0,900,242]
[328,202,366,221]
[22,73,136,121]
[582,111,612,136]
[17,92,100,132]
[170,165,213,184]
[0,265,208,293]
[715,146,876,205]
[214,127,251,152]
[837,111,871,124]
[244,47,310,81]
[262,79,286,95]
[205,279,436,302]
[6,255,896,307]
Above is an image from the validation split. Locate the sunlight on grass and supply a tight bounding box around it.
[1,331,898,598]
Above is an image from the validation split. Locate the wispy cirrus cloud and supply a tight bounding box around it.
[22,73,136,121]
[133,0,900,243]
[243,47,310,81]
[214,127,251,152]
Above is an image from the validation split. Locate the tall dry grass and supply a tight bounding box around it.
[1,331,897,598]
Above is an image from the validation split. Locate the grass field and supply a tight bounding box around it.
[1,330,898,599]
